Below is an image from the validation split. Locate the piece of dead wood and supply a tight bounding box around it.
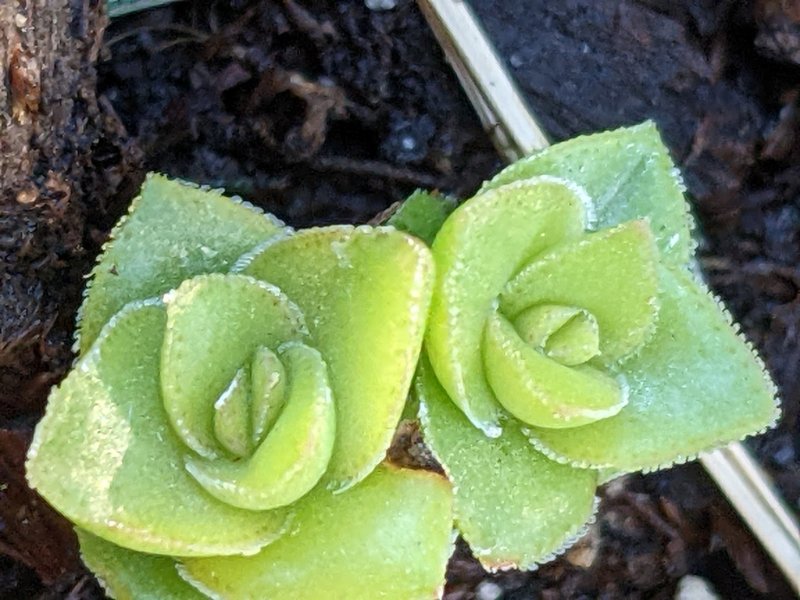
[0,0,141,417]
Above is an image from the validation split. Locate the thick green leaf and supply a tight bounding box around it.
[426,178,589,436]
[500,220,660,363]
[482,122,694,266]
[241,226,434,490]
[250,346,288,446]
[386,189,458,245]
[180,465,454,600]
[212,367,252,459]
[161,274,306,459]
[527,265,780,470]
[27,301,289,556]
[77,530,204,600]
[78,174,284,353]
[186,342,336,511]
[483,312,625,429]
[513,305,600,366]
[416,357,597,570]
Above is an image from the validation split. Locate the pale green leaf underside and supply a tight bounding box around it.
[426,178,588,437]
[180,466,454,600]
[482,122,694,266]
[241,226,434,490]
[161,274,306,459]
[185,342,336,511]
[27,302,289,557]
[78,530,205,600]
[416,358,597,570]
[527,265,779,471]
[78,174,284,353]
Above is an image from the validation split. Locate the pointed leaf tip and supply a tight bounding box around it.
[78,174,285,353]
[528,265,780,471]
[416,358,598,570]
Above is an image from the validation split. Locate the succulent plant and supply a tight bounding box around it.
[26,175,454,599]
[26,123,780,598]
[405,123,780,570]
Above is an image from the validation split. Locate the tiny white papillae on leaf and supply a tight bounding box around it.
[26,123,779,598]
[27,175,452,599]
[403,123,780,571]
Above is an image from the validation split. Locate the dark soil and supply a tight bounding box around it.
[1,0,799,598]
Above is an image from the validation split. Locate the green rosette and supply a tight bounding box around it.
[27,175,453,599]
[400,123,779,570]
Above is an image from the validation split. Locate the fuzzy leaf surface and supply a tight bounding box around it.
[500,220,660,363]
[241,226,434,490]
[160,274,306,459]
[78,531,204,600]
[27,302,288,556]
[78,174,284,352]
[180,466,454,600]
[425,178,588,436]
[416,358,597,570]
[483,312,625,428]
[185,342,336,511]
[386,189,457,245]
[528,265,779,470]
[483,122,694,266]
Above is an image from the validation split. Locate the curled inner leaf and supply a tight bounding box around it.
[427,177,658,432]
[251,346,288,447]
[212,367,252,459]
[426,177,589,436]
[500,220,660,364]
[161,274,308,460]
[26,301,290,557]
[403,122,779,573]
[484,311,626,428]
[513,305,600,366]
[186,341,336,511]
[27,174,444,598]
[241,226,435,490]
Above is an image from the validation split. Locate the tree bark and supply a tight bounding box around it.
[0,0,139,417]
[0,2,139,592]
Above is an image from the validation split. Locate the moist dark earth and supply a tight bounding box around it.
[1,0,799,598]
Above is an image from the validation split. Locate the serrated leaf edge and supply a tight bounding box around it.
[31,297,295,557]
[417,395,599,572]
[74,173,288,356]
